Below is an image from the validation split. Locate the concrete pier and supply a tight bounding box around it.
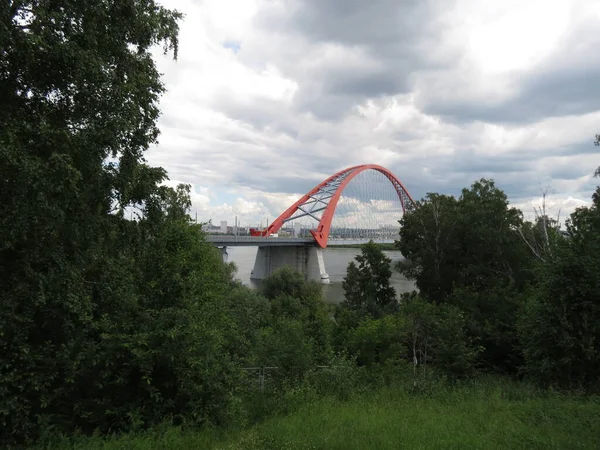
[250,245,330,284]
[220,246,228,263]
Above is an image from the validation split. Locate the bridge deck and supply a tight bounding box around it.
[206,236,315,246]
[205,235,396,247]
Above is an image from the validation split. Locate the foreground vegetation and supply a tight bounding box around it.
[2,1,600,448]
[45,376,600,450]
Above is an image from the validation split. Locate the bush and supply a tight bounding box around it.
[347,315,406,366]
[398,296,478,378]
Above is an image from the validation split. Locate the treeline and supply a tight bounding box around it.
[338,176,600,388]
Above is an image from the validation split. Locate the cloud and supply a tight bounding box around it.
[145,0,600,231]
[415,0,600,125]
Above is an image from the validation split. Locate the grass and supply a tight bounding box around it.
[44,377,600,450]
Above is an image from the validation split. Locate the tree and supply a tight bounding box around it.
[397,193,460,301]
[517,187,563,262]
[398,296,477,378]
[341,241,398,319]
[594,134,599,177]
[399,179,531,298]
[347,314,405,366]
[454,179,530,291]
[74,190,242,433]
[261,266,321,302]
[0,1,194,444]
[260,267,334,372]
[519,183,600,390]
[398,179,534,373]
[221,284,271,365]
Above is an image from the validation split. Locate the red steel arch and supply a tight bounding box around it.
[259,164,416,248]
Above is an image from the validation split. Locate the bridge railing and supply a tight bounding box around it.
[204,235,398,245]
[205,235,314,242]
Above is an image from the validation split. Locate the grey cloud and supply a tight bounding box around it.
[251,0,450,120]
[323,70,404,98]
[422,66,600,126]
[210,92,301,139]
[235,176,314,196]
[293,68,410,121]
[544,140,600,158]
[294,92,359,122]
[267,0,443,53]
[547,164,590,181]
[403,149,531,177]
[389,160,540,203]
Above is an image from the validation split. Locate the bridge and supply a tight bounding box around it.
[206,236,316,247]
[208,164,415,284]
[205,236,398,247]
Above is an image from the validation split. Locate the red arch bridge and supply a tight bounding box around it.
[206,164,415,284]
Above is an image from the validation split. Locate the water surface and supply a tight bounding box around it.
[225,246,415,304]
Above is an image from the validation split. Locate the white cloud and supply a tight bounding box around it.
[463,0,572,74]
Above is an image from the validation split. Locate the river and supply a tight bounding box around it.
[225,246,416,304]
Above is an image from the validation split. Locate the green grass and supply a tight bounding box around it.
[44,378,600,450]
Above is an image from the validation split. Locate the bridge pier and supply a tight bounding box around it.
[220,246,228,263]
[250,245,330,284]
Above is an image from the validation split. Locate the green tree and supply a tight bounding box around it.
[255,318,316,385]
[221,284,271,366]
[0,1,245,444]
[399,179,531,296]
[398,295,477,378]
[397,193,460,301]
[343,294,477,377]
[348,315,405,366]
[454,179,530,291]
[398,179,533,373]
[516,188,564,263]
[341,241,398,319]
[259,267,334,375]
[74,191,242,433]
[261,265,321,301]
[518,215,562,263]
[595,134,599,177]
[519,182,600,390]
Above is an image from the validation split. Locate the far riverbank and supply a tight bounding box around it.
[327,242,398,250]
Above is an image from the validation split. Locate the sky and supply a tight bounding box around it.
[147,0,600,228]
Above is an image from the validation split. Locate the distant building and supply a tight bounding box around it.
[220,220,227,234]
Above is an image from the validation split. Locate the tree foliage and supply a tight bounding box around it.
[398,181,531,300]
[260,267,334,371]
[396,193,460,301]
[342,294,477,377]
[516,189,564,263]
[398,295,477,377]
[397,179,532,372]
[519,185,600,390]
[594,134,599,177]
[0,1,248,444]
[341,241,398,319]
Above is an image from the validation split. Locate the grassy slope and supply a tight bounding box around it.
[47,380,600,450]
